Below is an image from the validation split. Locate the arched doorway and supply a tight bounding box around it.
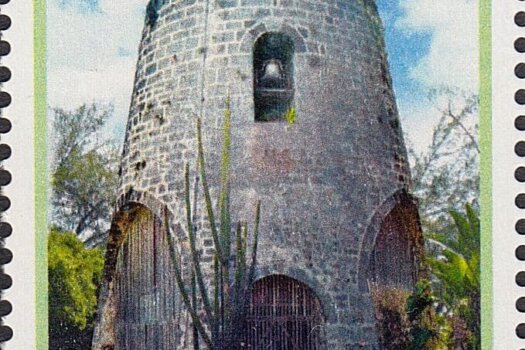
[245,275,325,350]
[114,206,179,349]
[368,199,421,289]
[365,196,423,349]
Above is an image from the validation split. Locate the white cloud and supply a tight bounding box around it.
[396,0,479,93]
[48,57,137,136]
[395,0,479,154]
[47,0,149,139]
[398,100,441,155]
[47,0,479,154]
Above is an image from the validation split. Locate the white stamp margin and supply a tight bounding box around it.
[1,0,36,349]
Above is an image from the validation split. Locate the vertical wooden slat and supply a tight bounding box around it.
[114,208,179,350]
[371,203,421,289]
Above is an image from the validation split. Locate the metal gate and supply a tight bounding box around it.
[245,275,325,350]
[114,207,179,350]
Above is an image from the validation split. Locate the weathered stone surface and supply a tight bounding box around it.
[92,1,423,349]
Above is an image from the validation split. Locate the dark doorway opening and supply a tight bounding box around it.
[368,200,421,289]
[244,275,325,350]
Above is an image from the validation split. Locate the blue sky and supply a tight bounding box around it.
[47,0,478,153]
[376,0,431,103]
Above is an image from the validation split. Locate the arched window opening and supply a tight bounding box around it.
[114,207,178,350]
[368,200,420,290]
[245,275,326,350]
[254,33,295,122]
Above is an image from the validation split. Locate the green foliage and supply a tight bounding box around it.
[406,280,452,350]
[284,106,296,125]
[370,280,469,350]
[369,284,411,349]
[405,280,474,349]
[407,88,480,348]
[426,204,480,349]
[48,228,104,349]
[50,103,119,239]
[166,98,261,350]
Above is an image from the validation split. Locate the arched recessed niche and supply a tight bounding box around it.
[368,200,421,290]
[253,32,295,122]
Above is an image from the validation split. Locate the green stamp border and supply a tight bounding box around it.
[34,0,47,348]
[479,0,492,349]
[32,1,492,349]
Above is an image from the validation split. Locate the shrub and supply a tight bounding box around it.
[369,283,411,349]
[48,228,104,349]
[406,280,452,350]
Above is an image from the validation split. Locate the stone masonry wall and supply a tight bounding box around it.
[97,1,416,349]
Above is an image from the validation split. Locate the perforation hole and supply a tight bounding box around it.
[0,41,11,56]
[0,326,13,342]
[0,92,11,108]
[0,274,11,290]
[0,15,11,31]
[516,63,525,79]
[0,223,12,239]
[516,245,525,260]
[517,324,525,338]
[517,297,525,312]
[0,119,11,134]
[516,116,525,130]
[516,141,525,156]
[516,271,525,286]
[517,12,525,26]
[515,167,525,182]
[0,300,12,317]
[515,194,525,208]
[0,196,10,212]
[0,248,12,265]
[515,90,525,104]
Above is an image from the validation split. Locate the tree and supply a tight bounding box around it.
[48,228,104,349]
[50,103,119,240]
[426,204,480,349]
[406,90,480,347]
[167,99,261,350]
[408,88,479,233]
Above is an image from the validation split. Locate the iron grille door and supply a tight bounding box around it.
[245,275,325,350]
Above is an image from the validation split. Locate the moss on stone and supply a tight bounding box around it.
[284,106,296,125]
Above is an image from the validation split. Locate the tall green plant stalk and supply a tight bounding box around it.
[164,207,214,349]
[192,171,201,350]
[166,99,261,350]
[218,97,233,343]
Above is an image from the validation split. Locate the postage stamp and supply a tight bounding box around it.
[0,0,519,349]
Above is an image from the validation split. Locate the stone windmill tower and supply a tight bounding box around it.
[92,0,425,349]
